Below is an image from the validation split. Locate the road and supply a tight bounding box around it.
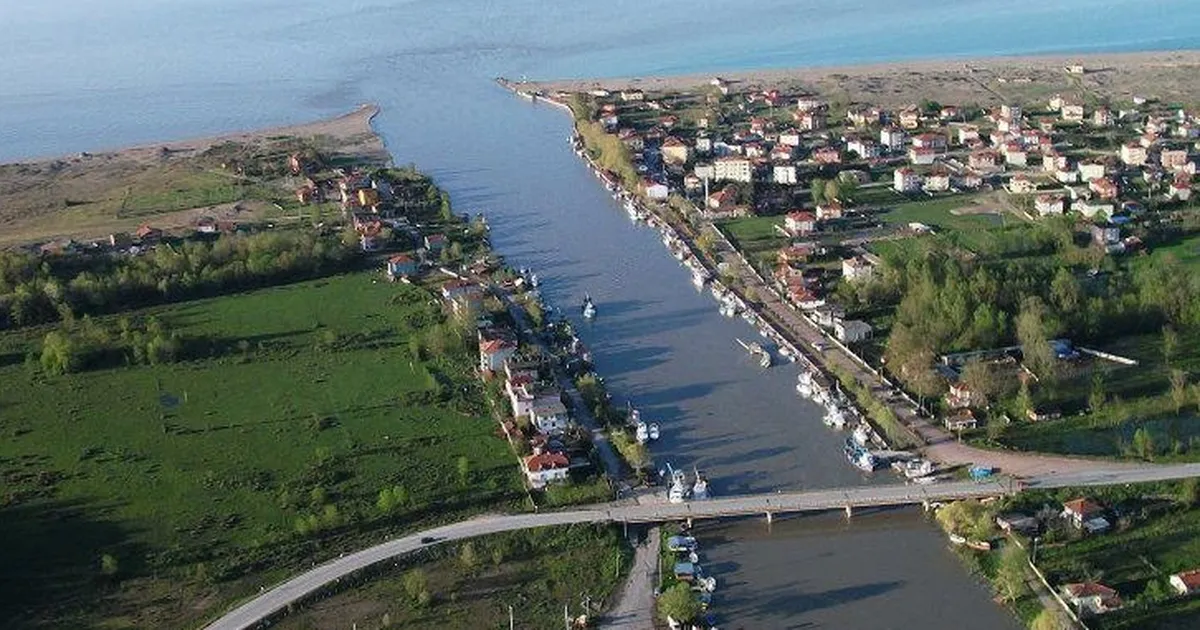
[601,526,660,630]
[203,463,1200,630]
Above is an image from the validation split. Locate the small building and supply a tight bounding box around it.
[773,164,798,185]
[1007,174,1037,195]
[386,254,418,280]
[969,150,999,170]
[880,126,906,152]
[1075,200,1113,220]
[995,513,1040,535]
[424,233,447,252]
[1169,569,1200,597]
[135,224,163,242]
[779,242,818,264]
[785,211,817,236]
[912,133,947,152]
[908,146,937,165]
[946,382,973,409]
[523,451,570,488]
[894,167,922,193]
[441,280,485,319]
[1061,103,1085,123]
[642,180,669,201]
[812,304,846,329]
[1089,177,1120,200]
[958,125,981,145]
[707,185,738,211]
[1061,582,1123,617]
[923,170,950,193]
[1034,193,1066,216]
[619,89,645,102]
[1092,107,1113,127]
[1120,142,1148,166]
[898,108,921,130]
[530,395,570,434]
[816,201,844,221]
[841,256,875,282]
[661,136,691,165]
[1061,498,1109,532]
[812,146,841,165]
[1004,143,1028,167]
[1079,161,1107,182]
[1090,223,1121,248]
[834,319,872,344]
[944,409,977,432]
[478,333,517,373]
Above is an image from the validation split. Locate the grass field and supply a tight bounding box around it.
[0,272,525,628]
[717,216,786,267]
[274,524,630,630]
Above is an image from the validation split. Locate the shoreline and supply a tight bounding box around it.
[515,48,1200,107]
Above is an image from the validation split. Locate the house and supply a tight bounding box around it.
[707,185,738,211]
[847,137,880,159]
[798,111,824,131]
[478,331,517,372]
[1001,104,1022,121]
[1004,142,1028,167]
[660,137,691,164]
[1034,193,1065,216]
[773,165,798,185]
[898,107,921,130]
[995,513,1040,535]
[789,286,826,310]
[1055,169,1081,184]
[134,224,163,242]
[779,242,818,264]
[842,255,875,282]
[923,170,950,192]
[385,254,418,280]
[1061,103,1085,123]
[912,133,947,152]
[714,156,753,182]
[1169,569,1200,596]
[617,128,642,150]
[642,180,669,201]
[441,280,485,319]
[880,126,906,152]
[424,233,447,252]
[1061,498,1110,532]
[1048,94,1067,111]
[530,395,569,434]
[834,319,872,344]
[908,146,937,165]
[523,451,570,488]
[1061,583,1123,616]
[785,211,817,236]
[1079,161,1107,182]
[619,89,644,102]
[1120,142,1148,166]
[1007,174,1037,194]
[969,150,999,170]
[1161,148,1191,172]
[695,136,713,154]
[939,105,961,120]
[944,408,977,431]
[812,304,846,329]
[894,167,922,193]
[1170,177,1193,202]
[946,382,973,409]
[958,125,981,145]
[769,144,794,162]
[847,106,882,126]
[1092,107,1113,127]
[795,96,824,111]
[1089,177,1119,200]
[778,129,803,147]
[683,173,702,191]
[816,201,844,221]
[955,172,984,190]
[812,146,841,164]
[1043,151,1070,173]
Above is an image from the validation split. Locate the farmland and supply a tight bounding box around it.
[0,271,526,628]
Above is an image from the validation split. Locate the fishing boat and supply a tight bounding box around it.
[901,458,936,479]
[851,424,871,447]
[581,294,596,319]
[735,338,771,368]
[635,422,650,444]
[824,404,847,429]
[667,464,689,504]
[851,449,878,472]
[691,267,710,290]
[648,423,660,441]
[691,468,710,500]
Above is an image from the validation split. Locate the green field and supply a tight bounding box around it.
[717,216,785,267]
[275,524,630,630]
[0,272,524,628]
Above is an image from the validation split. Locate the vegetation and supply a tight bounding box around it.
[658,582,703,624]
[273,524,630,630]
[0,272,525,628]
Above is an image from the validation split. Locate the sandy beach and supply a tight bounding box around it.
[524,49,1200,108]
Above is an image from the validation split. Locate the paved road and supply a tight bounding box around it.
[602,526,660,630]
[203,463,1200,630]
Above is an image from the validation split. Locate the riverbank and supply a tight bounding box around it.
[513,49,1200,109]
[0,104,388,247]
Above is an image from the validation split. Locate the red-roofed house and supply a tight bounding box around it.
[785,211,817,236]
[661,136,691,165]
[523,451,570,488]
[478,332,518,373]
[912,133,947,152]
[1170,569,1200,596]
[894,167,922,193]
[1090,177,1120,200]
[386,254,418,280]
[1062,498,1110,532]
[812,146,841,164]
[969,150,999,170]
[1061,583,1123,616]
[816,201,844,221]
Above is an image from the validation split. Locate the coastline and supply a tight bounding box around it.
[517,49,1200,107]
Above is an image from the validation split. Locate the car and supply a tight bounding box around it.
[420,536,439,544]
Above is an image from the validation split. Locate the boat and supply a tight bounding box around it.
[735,338,771,368]
[796,371,815,398]
[529,273,539,288]
[901,458,936,479]
[667,535,698,552]
[635,422,650,444]
[667,464,689,504]
[824,405,847,430]
[648,423,660,441]
[582,294,596,319]
[851,424,871,447]
[691,267,710,290]
[691,468,709,500]
[850,449,878,472]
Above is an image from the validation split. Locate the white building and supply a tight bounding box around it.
[834,319,873,344]
[842,256,876,282]
[713,157,753,182]
[773,164,798,185]
[530,395,570,434]
[523,452,570,488]
[880,127,906,152]
[893,167,922,192]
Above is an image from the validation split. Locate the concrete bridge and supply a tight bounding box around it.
[203,462,1200,630]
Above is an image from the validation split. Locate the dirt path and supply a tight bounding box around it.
[602,526,660,630]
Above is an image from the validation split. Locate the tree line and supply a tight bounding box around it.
[0,230,356,330]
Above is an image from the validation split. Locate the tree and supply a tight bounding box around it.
[1017,297,1057,381]
[1170,369,1189,413]
[810,178,826,206]
[459,541,478,569]
[1163,325,1180,366]
[1088,373,1107,412]
[1031,609,1068,630]
[658,583,702,623]
[961,360,998,406]
[995,545,1029,603]
[823,179,841,204]
[99,553,120,578]
[934,499,995,540]
[402,569,428,603]
[836,173,859,204]
[1177,477,1199,507]
[1132,426,1157,461]
[456,455,471,487]
[695,231,715,256]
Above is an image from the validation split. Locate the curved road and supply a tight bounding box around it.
[204,463,1200,630]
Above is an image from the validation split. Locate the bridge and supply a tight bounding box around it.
[203,462,1200,630]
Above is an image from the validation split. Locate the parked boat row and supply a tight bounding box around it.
[667,521,719,624]
[665,462,711,504]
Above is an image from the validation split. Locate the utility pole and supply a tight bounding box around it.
[508,604,514,630]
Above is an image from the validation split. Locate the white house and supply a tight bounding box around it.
[1062,498,1110,533]
[784,211,817,236]
[478,334,517,373]
[714,157,753,182]
[1120,142,1148,166]
[643,181,669,200]
[1034,193,1065,216]
[1076,199,1113,219]
[894,168,922,193]
[778,129,802,147]
[842,256,876,282]
[1007,174,1037,194]
[773,165,798,185]
[1169,569,1200,597]
[1061,583,1123,617]
[834,319,872,344]
[1079,161,1107,182]
[880,126,906,152]
[908,146,937,165]
[530,395,570,434]
[523,451,570,488]
[924,171,950,192]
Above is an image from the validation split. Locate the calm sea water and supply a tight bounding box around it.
[3,0,1198,627]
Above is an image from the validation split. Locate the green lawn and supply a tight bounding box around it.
[881,195,1004,232]
[274,524,631,630]
[0,272,524,629]
[718,216,786,267]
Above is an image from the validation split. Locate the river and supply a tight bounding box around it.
[5,1,1200,627]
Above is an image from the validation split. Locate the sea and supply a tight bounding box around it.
[3,0,1199,627]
